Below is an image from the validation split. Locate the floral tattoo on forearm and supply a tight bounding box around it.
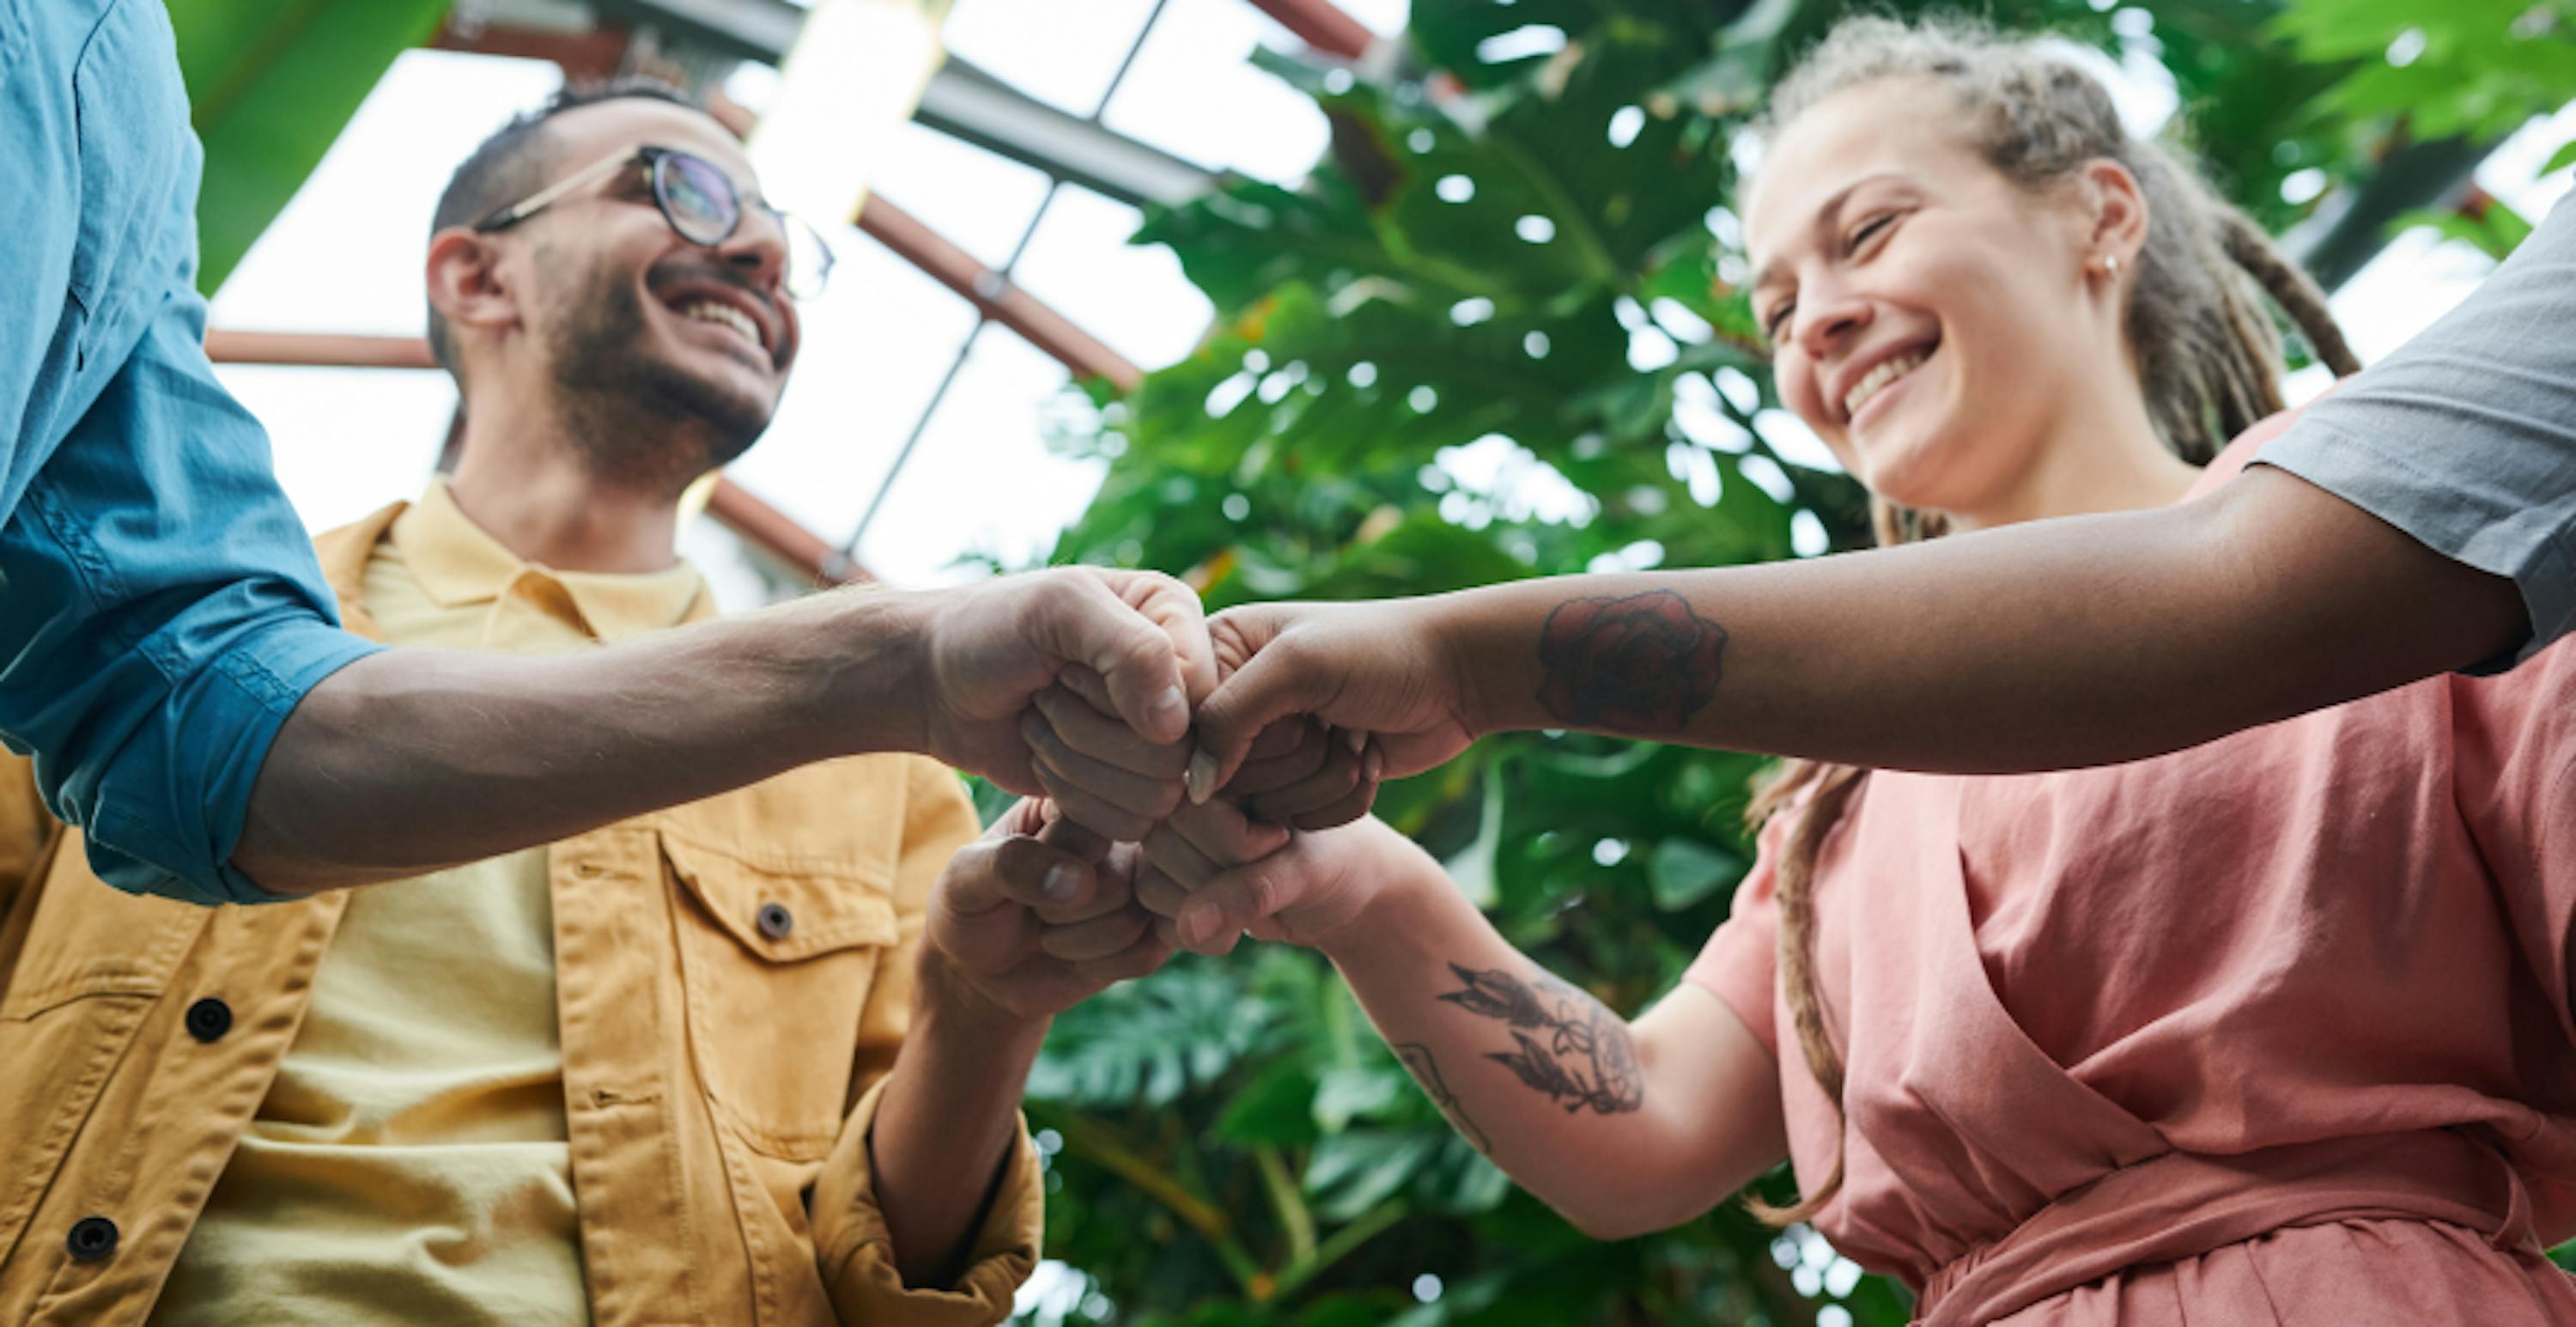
[1534,589,1724,734]
[1436,963,1643,1116]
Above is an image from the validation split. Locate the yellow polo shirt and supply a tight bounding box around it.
[153,483,708,1324]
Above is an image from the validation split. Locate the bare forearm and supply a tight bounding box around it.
[234,587,933,895]
[1319,861,1727,1236]
[1446,469,2526,773]
[870,955,1047,1289]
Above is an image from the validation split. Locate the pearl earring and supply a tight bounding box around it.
[2096,254,2123,277]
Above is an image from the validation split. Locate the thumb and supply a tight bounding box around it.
[1188,622,1323,807]
[1041,572,1194,746]
[1113,569,1220,708]
[1174,849,1307,954]
[936,836,1016,919]
[943,797,1053,916]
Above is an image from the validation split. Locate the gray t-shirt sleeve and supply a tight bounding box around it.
[2255,192,2576,665]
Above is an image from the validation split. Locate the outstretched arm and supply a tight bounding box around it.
[237,567,1213,897]
[870,799,1169,1290]
[1136,810,1784,1239]
[1188,466,2524,797]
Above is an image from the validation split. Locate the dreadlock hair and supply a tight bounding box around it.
[423,77,696,383]
[1739,14,2360,1227]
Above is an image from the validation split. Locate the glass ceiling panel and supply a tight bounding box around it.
[1009,185,1215,370]
[216,49,566,336]
[725,231,983,546]
[1100,0,1330,184]
[865,120,1057,270]
[677,514,796,613]
[213,365,459,533]
[851,330,1099,585]
[945,0,1163,119]
[1337,0,1413,37]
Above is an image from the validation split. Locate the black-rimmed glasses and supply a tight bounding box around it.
[475,145,835,301]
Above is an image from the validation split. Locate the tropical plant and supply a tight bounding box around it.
[1010,1,2576,1324]
[2270,0,2576,261]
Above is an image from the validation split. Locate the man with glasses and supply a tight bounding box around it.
[3,0,1210,916]
[0,83,1165,1323]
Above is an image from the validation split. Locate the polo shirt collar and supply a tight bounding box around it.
[391,480,710,640]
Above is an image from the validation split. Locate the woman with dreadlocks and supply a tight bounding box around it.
[1034,16,2576,1324]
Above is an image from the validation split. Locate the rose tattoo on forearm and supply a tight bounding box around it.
[1534,589,1724,733]
[1435,963,1642,1116]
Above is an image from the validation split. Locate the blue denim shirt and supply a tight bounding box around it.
[0,0,380,904]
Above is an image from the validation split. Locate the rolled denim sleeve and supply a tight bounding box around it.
[0,0,378,905]
[1,290,380,905]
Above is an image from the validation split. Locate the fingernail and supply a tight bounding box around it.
[1363,745,1384,782]
[1341,727,1367,754]
[1151,685,1189,737]
[1043,865,1082,902]
[1182,902,1217,947]
[1186,751,1217,805]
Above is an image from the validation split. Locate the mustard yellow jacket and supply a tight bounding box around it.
[0,503,1039,1324]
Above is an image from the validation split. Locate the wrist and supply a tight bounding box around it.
[810,587,939,758]
[1425,588,1507,740]
[913,945,1052,1051]
[1315,831,1446,964]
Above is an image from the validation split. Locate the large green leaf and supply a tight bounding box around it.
[170,0,455,293]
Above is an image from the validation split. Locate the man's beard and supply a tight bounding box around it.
[547,259,777,496]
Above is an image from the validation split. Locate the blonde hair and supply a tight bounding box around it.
[1741,15,2360,1227]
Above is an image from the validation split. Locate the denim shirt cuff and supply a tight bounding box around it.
[85,626,383,905]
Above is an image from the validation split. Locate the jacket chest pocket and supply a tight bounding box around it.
[660,831,898,1160]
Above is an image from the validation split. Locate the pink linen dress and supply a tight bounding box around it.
[1687,427,2576,1324]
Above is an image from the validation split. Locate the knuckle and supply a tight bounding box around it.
[1243,867,1284,920]
[953,838,1006,880]
[983,837,1042,882]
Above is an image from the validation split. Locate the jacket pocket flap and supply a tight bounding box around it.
[659,831,898,962]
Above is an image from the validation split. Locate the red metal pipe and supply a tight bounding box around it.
[205,330,438,370]
[431,20,633,82]
[1243,0,1378,61]
[859,196,1144,393]
[703,478,868,584]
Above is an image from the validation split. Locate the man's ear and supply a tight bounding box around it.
[2079,158,2149,273]
[426,228,519,345]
